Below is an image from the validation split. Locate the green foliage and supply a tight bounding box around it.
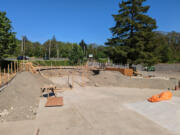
[68,45,84,65]
[0,60,14,70]
[79,40,87,56]
[106,0,158,66]
[96,46,108,59]
[97,58,108,63]
[0,11,16,59]
[153,31,180,63]
[105,46,128,64]
[32,60,70,66]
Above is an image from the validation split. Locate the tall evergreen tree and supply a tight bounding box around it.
[79,40,87,56]
[106,0,158,66]
[0,11,16,59]
[68,45,84,65]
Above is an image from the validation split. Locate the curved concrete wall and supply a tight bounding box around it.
[155,64,180,72]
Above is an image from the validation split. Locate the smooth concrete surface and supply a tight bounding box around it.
[125,97,180,134]
[0,86,179,135]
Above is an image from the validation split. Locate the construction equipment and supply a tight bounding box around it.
[41,85,56,97]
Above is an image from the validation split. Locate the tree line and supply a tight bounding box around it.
[0,0,180,66]
[14,37,107,60]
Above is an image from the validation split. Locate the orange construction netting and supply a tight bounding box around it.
[148,91,173,102]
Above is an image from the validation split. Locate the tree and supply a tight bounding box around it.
[153,32,172,63]
[68,45,84,65]
[51,35,58,58]
[106,0,158,66]
[96,46,108,59]
[33,42,43,57]
[0,11,16,59]
[167,31,180,62]
[79,40,87,56]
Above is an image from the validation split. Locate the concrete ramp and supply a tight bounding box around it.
[125,97,180,134]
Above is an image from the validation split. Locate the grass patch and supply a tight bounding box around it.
[97,58,108,63]
[32,60,71,66]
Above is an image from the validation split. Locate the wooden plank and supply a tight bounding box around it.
[8,64,9,81]
[45,97,63,107]
[36,128,40,135]
[14,61,16,74]
[72,70,74,88]
[4,68,6,84]
[0,68,1,86]
[17,61,19,72]
[11,62,12,74]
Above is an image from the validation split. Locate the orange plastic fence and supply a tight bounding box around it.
[105,67,133,76]
[148,91,173,102]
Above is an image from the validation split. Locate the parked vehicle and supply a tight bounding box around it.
[17,56,29,60]
[43,56,49,60]
[143,66,155,71]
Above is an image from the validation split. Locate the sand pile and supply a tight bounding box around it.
[0,72,52,122]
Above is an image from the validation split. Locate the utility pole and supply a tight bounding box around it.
[24,37,25,57]
[57,47,59,59]
[56,44,59,59]
[21,37,23,55]
[21,36,26,70]
[21,36,26,57]
[84,46,85,56]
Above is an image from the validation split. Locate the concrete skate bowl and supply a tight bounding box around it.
[39,68,89,88]
[0,72,52,122]
[86,70,176,89]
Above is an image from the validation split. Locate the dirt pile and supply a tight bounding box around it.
[86,70,175,89]
[87,71,125,86]
[0,72,52,122]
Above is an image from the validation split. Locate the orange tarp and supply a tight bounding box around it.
[148,91,173,102]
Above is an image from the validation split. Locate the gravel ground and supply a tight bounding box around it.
[0,72,52,122]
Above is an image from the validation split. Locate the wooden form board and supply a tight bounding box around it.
[105,67,133,76]
[45,97,64,107]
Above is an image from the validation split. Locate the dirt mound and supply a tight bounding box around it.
[87,70,175,89]
[87,71,125,86]
[0,72,52,122]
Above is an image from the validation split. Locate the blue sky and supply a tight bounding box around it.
[0,0,180,45]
